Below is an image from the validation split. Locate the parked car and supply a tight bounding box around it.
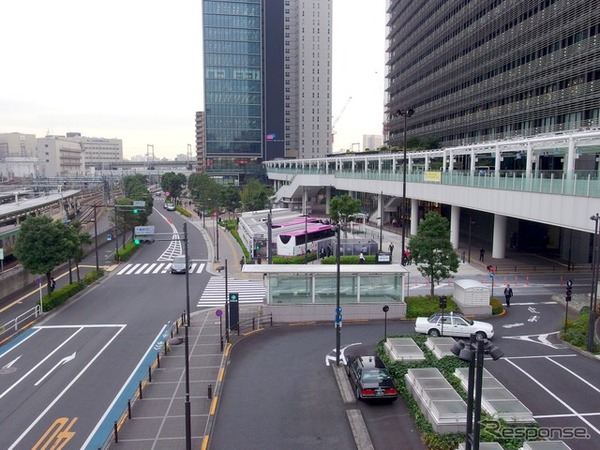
[346,355,398,402]
[166,203,176,211]
[414,312,494,339]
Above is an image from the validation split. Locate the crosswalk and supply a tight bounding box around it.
[197,276,266,308]
[116,262,206,276]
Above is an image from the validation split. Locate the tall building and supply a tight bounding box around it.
[202,0,331,184]
[65,132,123,167]
[362,134,383,151]
[385,0,600,148]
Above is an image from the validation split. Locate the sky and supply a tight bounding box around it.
[0,0,386,160]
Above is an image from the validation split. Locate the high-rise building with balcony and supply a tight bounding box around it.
[202,0,331,185]
[385,0,600,148]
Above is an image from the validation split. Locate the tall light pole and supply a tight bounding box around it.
[587,213,600,351]
[397,108,415,258]
[183,223,192,450]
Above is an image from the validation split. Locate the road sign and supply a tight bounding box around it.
[0,248,3,260]
[216,309,223,317]
[36,277,41,285]
[133,200,146,207]
[106,233,112,241]
[134,226,155,236]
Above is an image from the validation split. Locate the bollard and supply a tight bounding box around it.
[252,317,256,330]
[128,399,132,419]
[164,340,168,354]
[560,276,564,286]
[526,276,529,286]
[157,352,161,368]
[176,321,179,335]
[208,383,213,399]
[114,421,118,443]
[149,366,152,383]
[139,381,143,399]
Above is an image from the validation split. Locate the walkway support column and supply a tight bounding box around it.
[410,199,419,237]
[450,205,460,249]
[492,214,507,259]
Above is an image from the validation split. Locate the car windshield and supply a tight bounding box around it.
[428,313,474,325]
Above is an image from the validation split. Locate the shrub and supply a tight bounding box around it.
[561,307,596,350]
[42,281,85,311]
[177,206,192,217]
[320,255,376,264]
[272,253,318,264]
[83,269,104,285]
[117,241,140,262]
[405,295,459,318]
[490,297,503,315]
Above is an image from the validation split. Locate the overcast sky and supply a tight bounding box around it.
[0,0,386,159]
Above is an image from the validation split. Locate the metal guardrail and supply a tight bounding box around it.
[0,305,40,344]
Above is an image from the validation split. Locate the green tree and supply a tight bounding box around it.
[240,179,273,211]
[111,197,147,248]
[65,221,92,282]
[188,173,222,213]
[329,194,362,231]
[408,211,460,298]
[13,216,71,295]
[160,172,187,201]
[122,174,154,216]
[220,185,241,217]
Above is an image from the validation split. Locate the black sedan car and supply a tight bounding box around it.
[346,355,398,402]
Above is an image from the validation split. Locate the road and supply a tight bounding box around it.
[210,283,600,450]
[0,203,211,448]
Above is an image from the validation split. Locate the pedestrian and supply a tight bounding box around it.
[359,252,365,264]
[504,284,513,307]
[388,242,394,254]
[479,247,485,262]
[240,257,245,269]
[50,277,56,292]
[320,247,325,259]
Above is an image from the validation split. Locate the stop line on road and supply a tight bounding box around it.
[197,276,265,308]
[116,262,206,276]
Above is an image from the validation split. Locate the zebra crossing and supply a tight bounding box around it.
[116,261,206,276]
[197,276,266,308]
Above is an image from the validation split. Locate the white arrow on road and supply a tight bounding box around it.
[527,307,540,314]
[528,316,539,322]
[0,355,22,374]
[325,343,361,366]
[34,352,76,386]
[502,323,524,329]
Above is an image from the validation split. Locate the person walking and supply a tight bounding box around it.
[388,242,395,254]
[504,284,513,307]
[50,277,56,292]
[240,256,245,269]
[479,246,485,262]
[359,252,365,264]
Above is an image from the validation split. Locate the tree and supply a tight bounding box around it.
[160,172,187,201]
[65,221,92,282]
[240,179,273,211]
[13,215,71,296]
[220,185,241,217]
[188,173,222,213]
[408,211,460,299]
[329,194,361,231]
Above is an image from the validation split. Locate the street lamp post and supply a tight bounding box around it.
[587,213,600,351]
[335,224,342,365]
[452,336,503,450]
[183,223,192,450]
[397,108,415,258]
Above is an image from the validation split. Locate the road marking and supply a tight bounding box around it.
[143,263,157,274]
[152,263,165,274]
[503,323,524,328]
[325,343,361,366]
[504,358,600,437]
[135,263,149,274]
[33,417,77,450]
[34,352,76,386]
[545,356,600,394]
[9,325,126,450]
[0,355,22,374]
[528,315,539,322]
[502,332,567,349]
[528,306,540,313]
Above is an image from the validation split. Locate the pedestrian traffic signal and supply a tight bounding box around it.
[566,280,572,302]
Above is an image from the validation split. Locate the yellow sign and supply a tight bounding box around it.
[424,171,442,183]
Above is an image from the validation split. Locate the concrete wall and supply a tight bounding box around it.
[263,302,406,323]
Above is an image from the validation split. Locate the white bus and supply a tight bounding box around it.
[276,224,336,256]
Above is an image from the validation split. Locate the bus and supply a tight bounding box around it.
[276,224,336,256]
[271,217,322,229]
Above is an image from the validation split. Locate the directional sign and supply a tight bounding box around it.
[134,226,155,236]
[133,200,146,207]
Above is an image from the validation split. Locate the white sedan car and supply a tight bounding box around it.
[415,312,494,339]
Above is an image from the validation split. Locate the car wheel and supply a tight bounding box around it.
[428,328,441,337]
[475,331,487,340]
[355,385,361,401]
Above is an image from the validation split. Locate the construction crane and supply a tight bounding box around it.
[331,96,352,144]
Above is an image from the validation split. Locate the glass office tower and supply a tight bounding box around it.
[202,0,331,184]
[385,0,600,148]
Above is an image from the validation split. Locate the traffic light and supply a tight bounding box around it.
[133,208,139,214]
[566,280,573,302]
[134,238,141,245]
[439,296,447,309]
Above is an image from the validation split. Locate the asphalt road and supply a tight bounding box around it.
[0,204,212,448]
